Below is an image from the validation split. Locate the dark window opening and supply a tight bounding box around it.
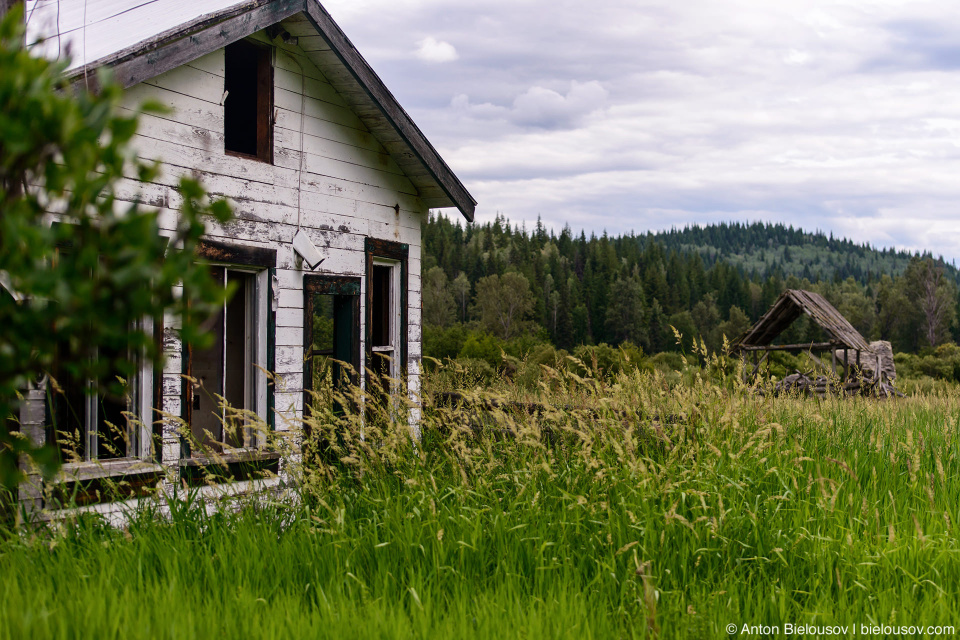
[96,344,130,460]
[47,343,133,463]
[371,265,392,349]
[42,234,151,463]
[224,40,273,162]
[364,240,408,397]
[306,292,359,415]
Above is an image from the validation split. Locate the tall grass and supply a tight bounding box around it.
[2,362,959,639]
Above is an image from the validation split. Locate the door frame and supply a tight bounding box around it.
[302,275,362,419]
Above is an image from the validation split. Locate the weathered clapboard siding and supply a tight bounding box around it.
[121,83,223,132]
[118,125,427,214]
[275,113,384,155]
[275,87,369,133]
[274,67,349,110]
[186,50,226,77]
[119,83,423,200]
[275,128,406,177]
[175,43,404,167]
[144,63,224,104]
[113,171,424,239]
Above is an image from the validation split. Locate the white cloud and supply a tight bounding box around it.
[415,36,459,63]
[451,81,608,129]
[512,81,608,127]
[783,49,811,65]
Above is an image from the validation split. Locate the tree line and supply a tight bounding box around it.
[422,213,960,357]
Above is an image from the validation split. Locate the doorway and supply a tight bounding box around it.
[303,275,361,420]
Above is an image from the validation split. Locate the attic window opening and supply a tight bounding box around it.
[224,40,273,163]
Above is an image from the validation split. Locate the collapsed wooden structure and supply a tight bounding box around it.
[731,289,900,397]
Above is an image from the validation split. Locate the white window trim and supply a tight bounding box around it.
[372,257,402,381]
[253,268,269,444]
[134,315,155,459]
[186,265,269,455]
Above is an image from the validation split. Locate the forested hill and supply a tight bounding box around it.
[421,214,960,355]
[643,222,959,284]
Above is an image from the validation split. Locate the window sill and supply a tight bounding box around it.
[51,459,165,507]
[57,458,165,484]
[224,149,272,164]
[179,450,281,486]
[179,449,281,468]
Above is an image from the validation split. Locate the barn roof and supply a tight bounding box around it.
[24,0,476,220]
[733,289,872,353]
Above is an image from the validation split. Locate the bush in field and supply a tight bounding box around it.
[0,9,231,492]
[512,343,567,389]
[650,350,687,373]
[500,329,553,360]
[458,331,503,368]
[896,342,960,383]
[423,324,469,361]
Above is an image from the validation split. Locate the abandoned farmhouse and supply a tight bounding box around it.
[16,0,476,510]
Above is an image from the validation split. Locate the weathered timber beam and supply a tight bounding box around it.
[738,342,838,352]
[749,351,770,379]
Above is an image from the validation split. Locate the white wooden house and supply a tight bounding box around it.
[18,0,475,510]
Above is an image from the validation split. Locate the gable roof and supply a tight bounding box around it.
[733,289,872,353]
[26,0,476,220]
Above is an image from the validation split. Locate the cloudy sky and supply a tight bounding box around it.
[320,0,960,261]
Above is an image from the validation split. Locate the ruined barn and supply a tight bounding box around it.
[730,289,899,397]
[17,0,476,512]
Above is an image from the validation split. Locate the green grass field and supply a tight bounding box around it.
[3,367,960,639]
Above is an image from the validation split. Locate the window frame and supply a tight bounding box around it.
[181,240,276,461]
[44,223,163,465]
[364,238,408,391]
[46,339,155,464]
[302,275,361,419]
[223,38,274,164]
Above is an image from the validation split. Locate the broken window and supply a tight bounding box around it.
[186,267,269,456]
[303,276,360,419]
[48,353,133,462]
[223,39,273,162]
[365,239,408,399]
[370,261,400,382]
[44,241,156,463]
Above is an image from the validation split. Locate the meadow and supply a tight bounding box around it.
[2,360,959,639]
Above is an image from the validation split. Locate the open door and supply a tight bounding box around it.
[303,276,361,426]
